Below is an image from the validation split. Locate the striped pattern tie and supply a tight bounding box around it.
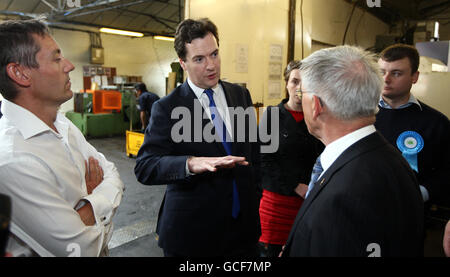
[305,155,323,199]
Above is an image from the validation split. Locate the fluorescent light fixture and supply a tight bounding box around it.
[434,21,439,39]
[154,35,175,42]
[99,27,144,37]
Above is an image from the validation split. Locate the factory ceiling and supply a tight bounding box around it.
[347,0,450,25]
[1,0,450,38]
[0,0,184,37]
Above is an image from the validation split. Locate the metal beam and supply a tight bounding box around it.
[54,19,172,36]
[5,0,15,10]
[287,0,296,65]
[41,0,57,11]
[120,8,177,29]
[63,0,121,16]
[0,10,41,19]
[419,0,450,17]
[61,0,149,19]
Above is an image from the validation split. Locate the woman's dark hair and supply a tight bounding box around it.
[284,60,302,82]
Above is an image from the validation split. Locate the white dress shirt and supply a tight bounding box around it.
[320,125,376,178]
[185,79,233,175]
[187,78,233,137]
[0,99,124,257]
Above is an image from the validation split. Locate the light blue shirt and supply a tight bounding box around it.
[378,94,422,110]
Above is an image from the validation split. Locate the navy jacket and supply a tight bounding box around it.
[260,99,323,196]
[284,132,424,257]
[135,81,261,256]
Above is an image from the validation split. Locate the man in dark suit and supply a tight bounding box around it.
[134,18,261,257]
[283,45,424,257]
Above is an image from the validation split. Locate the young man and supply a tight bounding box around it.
[375,44,450,210]
[135,18,261,257]
[283,46,424,257]
[0,19,124,257]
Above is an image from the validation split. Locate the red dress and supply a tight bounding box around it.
[259,109,305,245]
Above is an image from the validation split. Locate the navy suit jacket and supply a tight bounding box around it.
[135,81,261,256]
[283,132,424,257]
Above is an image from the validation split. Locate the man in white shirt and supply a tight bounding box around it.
[283,45,424,256]
[0,19,124,257]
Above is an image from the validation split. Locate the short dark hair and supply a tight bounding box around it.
[0,18,50,100]
[284,60,302,82]
[380,44,420,74]
[134,82,147,92]
[174,18,219,61]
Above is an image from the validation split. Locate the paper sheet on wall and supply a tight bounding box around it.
[268,81,281,100]
[269,44,283,62]
[236,44,248,73]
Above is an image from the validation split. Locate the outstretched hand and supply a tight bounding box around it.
[187,156,249,174]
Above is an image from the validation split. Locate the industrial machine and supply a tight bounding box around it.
[66,86,141,138]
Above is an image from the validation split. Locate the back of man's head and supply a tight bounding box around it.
[174,18,219,61]
[134,83,147,93]
[380,44,420,74]
[0,18,49,101]
[300,45,382,121]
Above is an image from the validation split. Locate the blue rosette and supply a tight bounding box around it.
[396,131,424,172]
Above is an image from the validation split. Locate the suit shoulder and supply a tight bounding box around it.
[156,85,188,107]
[221,81,248,94]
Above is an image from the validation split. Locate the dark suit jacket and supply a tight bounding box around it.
[261,99,323,196]
[283,131,424,257]
[134,81,261,256]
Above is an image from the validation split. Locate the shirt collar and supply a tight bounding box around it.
[187,78,220,99]
[320,125,376,175]
[1,98,67,140]
[379,94,422,110]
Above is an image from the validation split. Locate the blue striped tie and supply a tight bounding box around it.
[305,156,323,199]
[204,89,240,218]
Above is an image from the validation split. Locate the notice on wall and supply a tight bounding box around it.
[268,62,282,80]
[269,44,283,62]
[269,44,283,80]
[268,81,281,100]
[235,44,248,73]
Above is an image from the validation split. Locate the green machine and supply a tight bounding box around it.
[66,87,141,138]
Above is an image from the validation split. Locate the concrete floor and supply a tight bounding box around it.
[89,135,447,257]
[88,135,164,257]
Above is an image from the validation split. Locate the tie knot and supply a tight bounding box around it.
[204,89,216,108]
[204,88,214,99]
[312,156,323,175]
